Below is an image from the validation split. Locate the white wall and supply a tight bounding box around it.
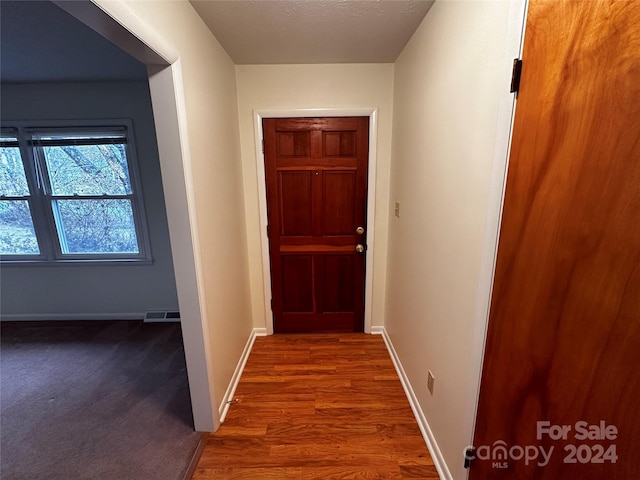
[235,64,394,331]
[94,1,254,423]
[386,1,521,478]
[0,81,179,319]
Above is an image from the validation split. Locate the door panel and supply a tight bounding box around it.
[279,171,312,236]
[277,131,310,157]
[471,1,640,479]
[264,117,369,333]
[319,255,355,313]
[323,131,356,156]
[281,255,313,313]
[322,171,356,235]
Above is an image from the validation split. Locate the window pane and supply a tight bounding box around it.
[0,139,30,196]
[43,143,132,196]
[54,199,139,254]
[0,200,40,254]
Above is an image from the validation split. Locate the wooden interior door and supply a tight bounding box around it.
[263,117,369,333]
[471,1,640,479]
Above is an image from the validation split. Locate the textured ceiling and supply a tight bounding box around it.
[0,0,434,83]
[190,0,435,64]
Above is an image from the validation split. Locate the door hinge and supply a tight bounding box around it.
[270,298,274,311]
[464,447,476,469]
[262,139,265,154]
[510,58,523,95]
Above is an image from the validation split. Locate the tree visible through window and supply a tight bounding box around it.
[0,132,40,254]
[0,124,149,262]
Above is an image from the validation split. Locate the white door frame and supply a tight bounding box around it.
[55,0,219,432]
[253,108,379,335]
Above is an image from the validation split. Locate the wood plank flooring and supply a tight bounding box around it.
[192,334,439,479]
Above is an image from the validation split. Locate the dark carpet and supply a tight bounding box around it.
[0,320,202,480]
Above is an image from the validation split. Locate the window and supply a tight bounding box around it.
[0,121,150,263]
[0,131,40,255]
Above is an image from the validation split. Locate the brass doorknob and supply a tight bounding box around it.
[355,244,365,254]
[356,226,365,235]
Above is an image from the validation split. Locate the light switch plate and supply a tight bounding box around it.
[427,370,435,395]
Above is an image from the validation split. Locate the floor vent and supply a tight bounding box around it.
[144,311,181,323]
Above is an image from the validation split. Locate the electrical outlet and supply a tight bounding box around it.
[427,370,435,395]
[394,201,400,217]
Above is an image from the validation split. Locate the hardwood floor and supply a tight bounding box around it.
[192,334,439,479]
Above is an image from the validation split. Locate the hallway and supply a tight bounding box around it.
[192,334,438,479]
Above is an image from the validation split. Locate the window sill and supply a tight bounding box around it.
[0,258,153,267]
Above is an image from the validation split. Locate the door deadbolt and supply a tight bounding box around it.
[356,226,365,235]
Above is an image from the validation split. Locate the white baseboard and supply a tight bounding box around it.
[0,313,147,321]
[218,327,266,421]
[376,327,452,480]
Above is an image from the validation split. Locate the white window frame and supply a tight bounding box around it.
[0,119,152,265]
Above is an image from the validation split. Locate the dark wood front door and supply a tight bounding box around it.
[263,117,369,333]
[471,1,640,479]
